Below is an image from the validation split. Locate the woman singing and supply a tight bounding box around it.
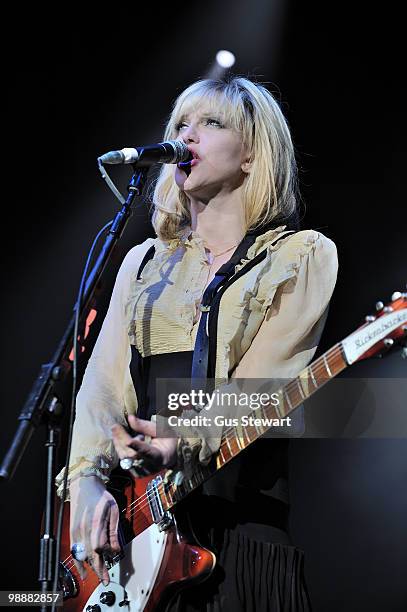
[57,75,338,610]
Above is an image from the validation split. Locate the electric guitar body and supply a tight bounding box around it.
[59,470,215,611]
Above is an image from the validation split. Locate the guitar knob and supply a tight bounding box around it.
[100,591,116,606]
[384,338,394,347]
[375,301,384,311]
[86,606,101,612]
[391,291,402,301]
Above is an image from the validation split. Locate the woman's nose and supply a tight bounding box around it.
[181,125,199,143]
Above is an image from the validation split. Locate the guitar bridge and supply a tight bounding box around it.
[146,475,174,531]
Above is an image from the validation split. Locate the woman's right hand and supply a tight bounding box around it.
[69,475,121,584]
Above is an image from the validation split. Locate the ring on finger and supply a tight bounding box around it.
[120,457,134,470]
[71,542,87,562]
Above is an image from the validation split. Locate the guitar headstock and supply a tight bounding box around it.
[342,290,407,364]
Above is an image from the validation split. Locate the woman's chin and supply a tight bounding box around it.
[177,174,196,193]
[175,172,210,199]
[175,167,191,190]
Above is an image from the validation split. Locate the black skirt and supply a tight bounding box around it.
[166,527,312,612]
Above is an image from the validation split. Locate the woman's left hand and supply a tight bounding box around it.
[111,414,177,473]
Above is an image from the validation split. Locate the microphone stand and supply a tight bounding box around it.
[0,166,148,601]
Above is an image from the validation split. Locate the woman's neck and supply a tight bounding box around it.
[189,192,246,251]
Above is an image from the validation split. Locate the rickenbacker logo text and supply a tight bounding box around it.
[354,311,405,349]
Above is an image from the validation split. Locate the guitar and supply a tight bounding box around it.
[58,291,407,611]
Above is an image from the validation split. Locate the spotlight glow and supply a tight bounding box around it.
[215,50,235,68]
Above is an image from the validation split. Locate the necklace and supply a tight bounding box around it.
[204,243,239,259]
[204,243,239,269]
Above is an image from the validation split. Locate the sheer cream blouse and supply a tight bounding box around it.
[56,226,338,497]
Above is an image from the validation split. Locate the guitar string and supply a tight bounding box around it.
[63,341,345,570]
[122,341,344,516]
[62,343,344,568]
[106,343,346,531]
[105,343,345,527]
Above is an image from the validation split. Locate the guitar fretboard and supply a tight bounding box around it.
[161,342,348,510]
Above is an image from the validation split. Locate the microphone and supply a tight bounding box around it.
[98,140,192,166]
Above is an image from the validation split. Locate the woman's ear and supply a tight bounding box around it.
[241,159,252,174]
[241,143,252,174]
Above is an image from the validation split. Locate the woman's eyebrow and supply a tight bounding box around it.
[199,107,222,116]
[178,108,221,120]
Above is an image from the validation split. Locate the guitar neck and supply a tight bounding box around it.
[163,342,348,509]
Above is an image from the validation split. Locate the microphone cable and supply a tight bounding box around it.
[51,218,113,609]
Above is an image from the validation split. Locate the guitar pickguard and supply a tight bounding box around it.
[82,523,167,611]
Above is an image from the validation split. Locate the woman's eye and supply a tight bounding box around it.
[175,118,223,131]
[206,118,222,127]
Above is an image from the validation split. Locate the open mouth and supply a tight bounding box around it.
[177,150,199,177]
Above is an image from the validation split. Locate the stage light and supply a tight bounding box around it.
[216,50,236,68]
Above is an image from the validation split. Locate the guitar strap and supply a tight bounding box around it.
[135,229,296,395]
[134,230,300,509]
[191,230,294,386]
[188,228,297,511]
[190,232,259,387]
[134,235,263,387]
[136,244,156,281]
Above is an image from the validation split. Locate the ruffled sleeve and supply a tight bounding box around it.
[231,230,338,380]
[55,238,155,499]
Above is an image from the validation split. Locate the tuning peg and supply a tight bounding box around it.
[375,301,384,311]
[383,306,393,313]
[365,315,376,322]
[401,347,407,359]
[391,291,402,301]
[384,338,394,347]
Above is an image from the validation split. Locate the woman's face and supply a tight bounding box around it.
[174,101,250,201]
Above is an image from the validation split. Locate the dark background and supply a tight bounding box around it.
[1,3,406,611]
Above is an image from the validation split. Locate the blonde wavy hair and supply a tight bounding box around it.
[151,76,299,241]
